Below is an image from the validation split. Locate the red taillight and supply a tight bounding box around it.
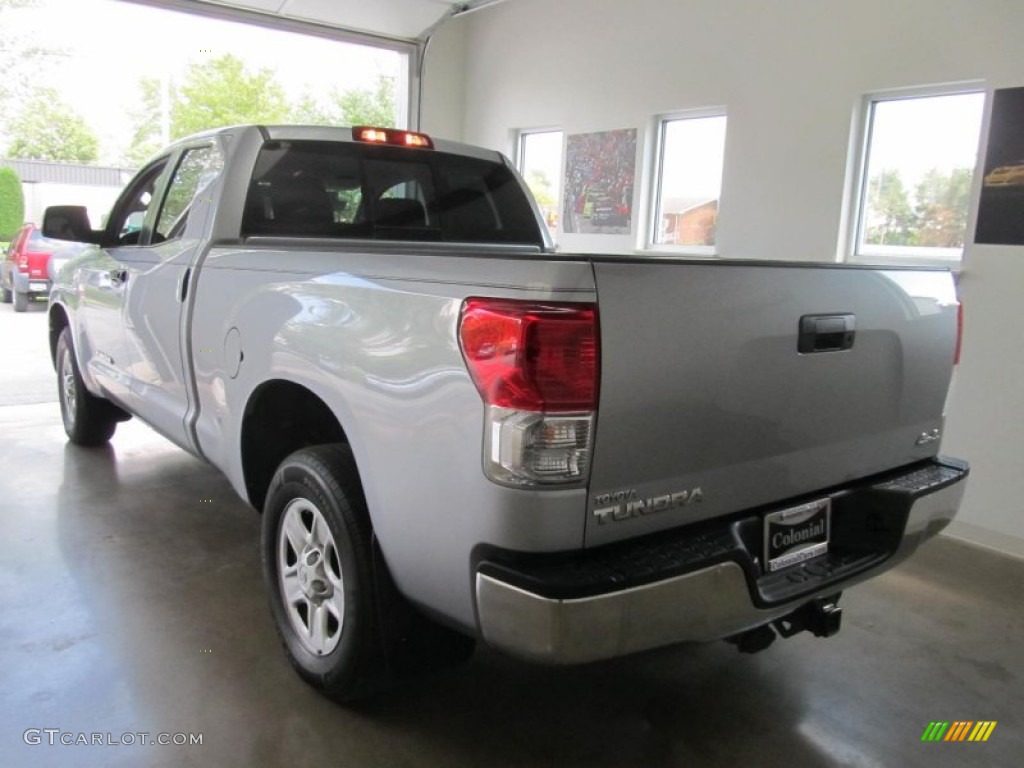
[459,299,598,412]
[460,298,599,486]
[23,249,50,274]
[954,303,963,366]
[353,126,434,150]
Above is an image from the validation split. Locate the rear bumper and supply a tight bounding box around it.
[475,457,967,664]
[12,270,51,295]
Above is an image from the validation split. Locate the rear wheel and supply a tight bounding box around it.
[56,327,119,445]
[262,445,384,702]
[262,444,474,703]
[13,290,28,312]
[1,275,10,303]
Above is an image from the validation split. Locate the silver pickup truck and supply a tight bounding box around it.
[44,125,968,701]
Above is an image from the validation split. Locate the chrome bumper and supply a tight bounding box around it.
[476,467,967,664]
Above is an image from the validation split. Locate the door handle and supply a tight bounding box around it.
[798,314,856,353]
[110,269,128,287]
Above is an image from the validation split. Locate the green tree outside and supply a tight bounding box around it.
[0,165,26,241]
[291,76,397,127]
[126,61,398,165]
[5,87,99,163]
[864,167,974,248]
[126,55,289,165]
[864,169,915,246]
[0,0,49,142]
[914,167,973,247]
[525,169,556,207]
[333,77,397,127]
[123,77,174,167]
[172,54,290,139]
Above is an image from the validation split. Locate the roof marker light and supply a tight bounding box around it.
[353,126,434,149]
[403,133,431,148]
[357,128,388,143]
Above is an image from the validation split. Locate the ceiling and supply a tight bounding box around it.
[136,0,507,43]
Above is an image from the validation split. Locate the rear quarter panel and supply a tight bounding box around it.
[189,243,595,630]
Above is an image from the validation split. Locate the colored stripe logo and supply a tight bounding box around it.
[921,721,997,742]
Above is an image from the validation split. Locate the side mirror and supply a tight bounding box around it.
[42,206,97,243]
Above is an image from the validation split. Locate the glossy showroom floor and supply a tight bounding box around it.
[1,306,1021,768]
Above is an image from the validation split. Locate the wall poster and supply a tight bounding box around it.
[975,86,1024,245]
[562,129,637,235]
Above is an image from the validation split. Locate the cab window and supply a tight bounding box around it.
[106,160,167,246]
[154,144,224,242]
[241,140,542,245]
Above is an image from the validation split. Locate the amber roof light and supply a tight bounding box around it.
[353,126,434,149]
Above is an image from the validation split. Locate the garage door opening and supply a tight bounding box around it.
[0,0,411,172]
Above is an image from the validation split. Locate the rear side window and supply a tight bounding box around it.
[242,140,542,245]
[155,144,224,242]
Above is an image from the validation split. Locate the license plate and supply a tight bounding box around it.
[30,282,49,292]
[763,498,830,572]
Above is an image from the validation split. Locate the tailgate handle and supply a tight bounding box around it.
[799,314,855,353]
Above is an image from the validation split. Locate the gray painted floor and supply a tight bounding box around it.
[0,306,1021,766]
[2,405,1020,767]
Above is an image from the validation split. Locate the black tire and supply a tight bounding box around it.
[56,327,119,445]
[1,277,10,303]
[13,290,28,312]
[262,444,387,702]
[262,445,475,703]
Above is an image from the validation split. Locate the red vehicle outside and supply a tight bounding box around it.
[3,224,60,312]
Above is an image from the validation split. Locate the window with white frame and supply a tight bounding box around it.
[517,130,563,240]
[650,112,727,251]
[853,88,985,261]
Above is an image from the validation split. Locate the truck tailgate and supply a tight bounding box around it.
[586,260,958,547]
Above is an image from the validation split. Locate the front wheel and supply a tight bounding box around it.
[56,327,119,445]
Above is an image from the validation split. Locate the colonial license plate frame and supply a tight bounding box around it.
[763,498,831,572]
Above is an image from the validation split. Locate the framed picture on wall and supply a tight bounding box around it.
[562,129,637,235]
[975,86,1024,246]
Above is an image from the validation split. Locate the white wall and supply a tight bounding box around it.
[22,182,122,229]
[943,246,1024,558]
[419,17,467,140]
[431,0,1024,555]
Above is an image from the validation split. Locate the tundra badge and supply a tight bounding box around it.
[593,487,704,524]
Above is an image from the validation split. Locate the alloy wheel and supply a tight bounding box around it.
[277,498,346,656]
